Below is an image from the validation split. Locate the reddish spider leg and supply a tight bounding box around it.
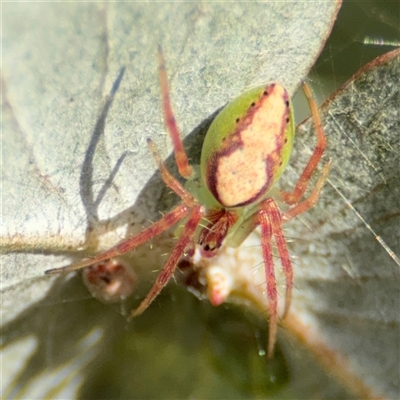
[256,166,329,358]
[257,198,284,359]
[280,82,328,208]
[157,44,193,179]
[251,83,329,358]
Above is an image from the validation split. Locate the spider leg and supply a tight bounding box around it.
[146,138,196,206]
[131,204,205,318]
[283,159,330,222]
[257,198,292,358]
[45,203,191,274]
[268,203,293,321]
[158,45,193,179]
[281,82,327,205]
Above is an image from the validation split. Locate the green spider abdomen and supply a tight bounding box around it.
[201,83,295,208]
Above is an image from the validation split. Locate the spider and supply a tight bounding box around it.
[46,46,330,358]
